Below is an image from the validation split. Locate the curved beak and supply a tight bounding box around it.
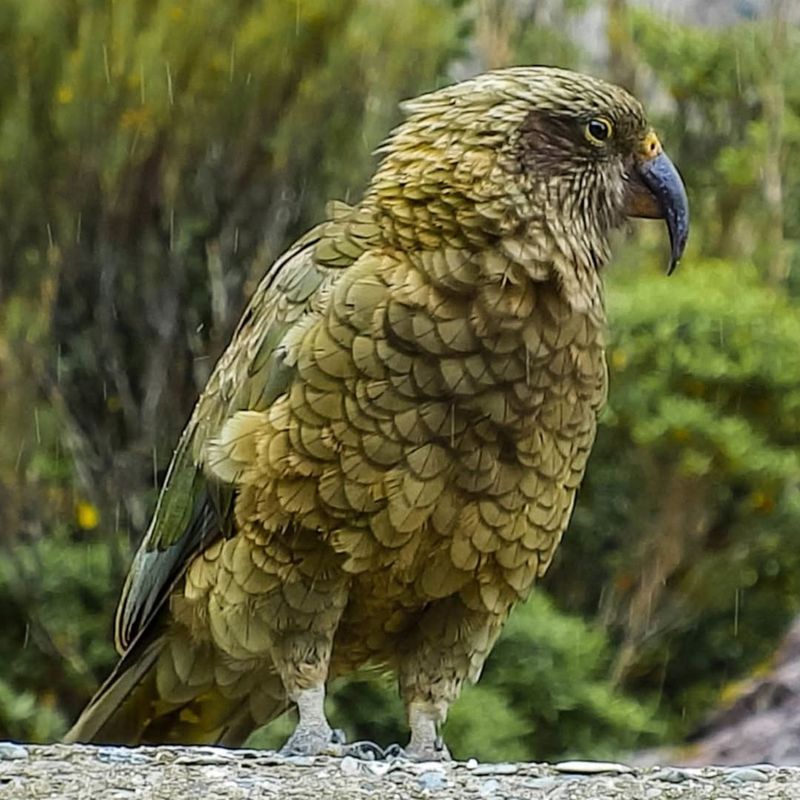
[624,131,689,275]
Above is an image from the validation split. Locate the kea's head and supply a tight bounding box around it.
[371,66,688,307]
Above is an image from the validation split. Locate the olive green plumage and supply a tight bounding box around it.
[66,66,687,758]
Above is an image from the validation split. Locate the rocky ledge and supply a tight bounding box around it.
[1,743,798,799]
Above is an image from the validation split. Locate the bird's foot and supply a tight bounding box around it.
[280,728,387,761]
[382,737,452,762]
[339,740,386,761]
[403,702,452,761]
[279,724,346,757]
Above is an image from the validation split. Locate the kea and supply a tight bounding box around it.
[66,66,688,760]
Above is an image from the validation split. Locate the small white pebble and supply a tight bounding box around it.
[340,756,361,775]
[284,755,316,767]
[466,758,479,770]
[554,760,633,774]
[471,763,519,776]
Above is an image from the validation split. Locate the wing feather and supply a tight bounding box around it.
[114,208,373,652]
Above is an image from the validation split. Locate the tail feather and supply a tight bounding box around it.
[65,630,290,746]
[65,634,165,744]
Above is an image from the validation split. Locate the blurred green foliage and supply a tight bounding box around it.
[0,525,124,741]
[559,261,800,732]
[2,0,800,762]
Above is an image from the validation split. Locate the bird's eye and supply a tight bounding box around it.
[585,117,613,145]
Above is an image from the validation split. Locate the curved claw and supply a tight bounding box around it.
[383,744,408,760]
[341,740,386,761]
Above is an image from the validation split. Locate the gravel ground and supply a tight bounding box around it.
[1,743,799,799]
